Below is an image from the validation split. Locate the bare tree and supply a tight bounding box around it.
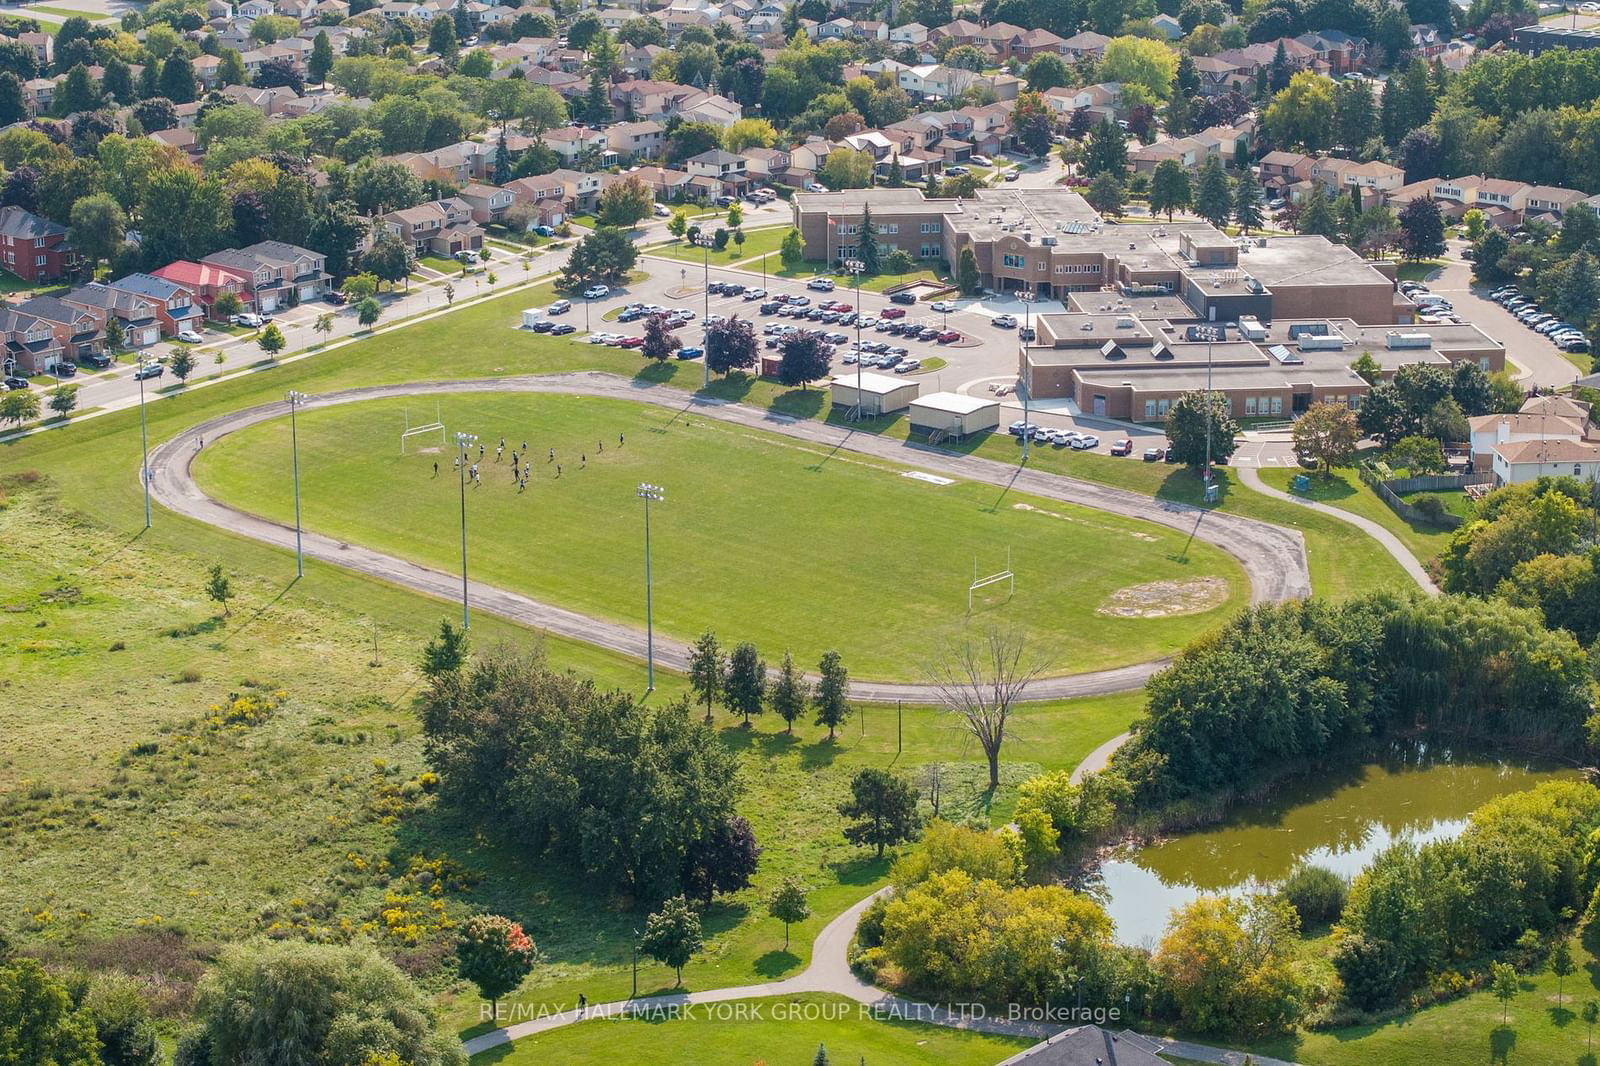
[921,763,944,819]
[925,626,1049,790]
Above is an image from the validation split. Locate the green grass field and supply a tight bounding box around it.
[1258,465,1453,568]
[643,225,791,267]
[473,993,1035,1065]
[191,392,1246,680]
[1397,486,1476,521]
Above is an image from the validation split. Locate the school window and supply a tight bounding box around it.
[1157,398,1170,415]
[838,223,858,235]
[1269,396,1283,415]
[920,222,942,233]
[918,243,939,258]
[1348,395,1361,410]
[1002,253,1025,268]
[1245,396,1257,415]
[1144,400,1157,417]
[33,237,43,248]
[878,223,899,234]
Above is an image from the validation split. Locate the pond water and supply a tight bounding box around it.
[1095,742,1578,947]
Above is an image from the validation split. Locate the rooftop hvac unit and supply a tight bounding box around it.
[1022,231,1032,241]
[1386,331,1433,349]
[1116,316,1136,329]
[1257,237,1268,247]
[1040,235,1057,246]
[1298,335,1346,351]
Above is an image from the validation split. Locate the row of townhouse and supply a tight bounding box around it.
[1127,121,1258,172]
[1263,154,1589,224]
[0,240,333,376]
[1257,151,1407,206]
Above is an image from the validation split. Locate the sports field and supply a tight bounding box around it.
[192,392,1246,680]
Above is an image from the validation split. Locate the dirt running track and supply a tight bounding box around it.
[147,372,1310,701]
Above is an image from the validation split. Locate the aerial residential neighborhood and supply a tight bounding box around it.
[3,0,1600,1063]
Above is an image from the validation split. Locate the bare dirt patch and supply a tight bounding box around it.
[1098,577,1229,618]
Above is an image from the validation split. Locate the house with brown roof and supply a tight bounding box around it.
[62,282,162,349]
[13,295,102,367]
[457,182,515,225]
[380,198,484,258]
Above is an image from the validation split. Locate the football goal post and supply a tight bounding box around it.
[400,403,446,454]
[968,548,1015,611]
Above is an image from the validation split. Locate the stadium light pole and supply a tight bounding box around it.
[1019,289,1035,462]
[137,353,152,530]
[845,258,865,414]
[699,235,712,387]
[637,482,664,692]
[454,431,478,629]
[286,390,309,578]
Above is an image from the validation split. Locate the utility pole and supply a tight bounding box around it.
[286,390,309,578]
[637,482,664,691]
[454,431,478,628]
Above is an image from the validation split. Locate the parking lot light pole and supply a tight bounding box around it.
[454,432,478,628]
[286,390,309,578]
[137,354,152,529]
[1019,289,1035,462]
[637,483,664,691]
[845,259,865,413]
[699,237,712,386]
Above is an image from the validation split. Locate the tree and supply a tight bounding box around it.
[667,210,689,241]
[342,273,379,303]
[821,147,875,190]
[189,941,464,1066]
[256,322,285,360]
[309,30,334,85]
[0,72,24,127]
[642,313,680,362]
[812,1044,831,1066]
[682,814,761,903]
[776,330,833,389]
[1026,54,1070,92]
[926,626,1047,789]
[1155,895,1306,1036]
[1491,960,1518,1024]
[1351,352,1382,385]
[55,63,100,116]
[307,199,369,279]
[769,877,810,949]
[1086,173,1126,218]
[254,58,303,94]
[159,53,196,103]
[1264,72,1336,152]
[456,914,539,1020]
[218,48,246,87]
[420,618,468,677]
[104,317,123,352]
[780,227,804,267]
[1557,250,1600,326]
[0,388,39,427]
[0,958,100,1066]
[557,227,638,291]
[598,175,654,229]
[1234,177,1264,234]
[1398,197,1446,261]
[169,349,195,386]
[1585,1000,1599,1051]
[1012,90,1054,158]
[1194,156,1232,229]
[722,118,776,153]
[1,166,38,213]
[769,650,808,734]
[84,973,160,1066]
[363,231,413,291]
[839,767,921,858]
[1388,434,1447,474]
[66,191,124,277]
[428,15,458,61]
[1552,937,1574,1006]
[688,629,725,721]
[725,641,766,725]
[205,564,232,615]
[813,648,852,740]
[858,203,879,275]
[957,246,980,295]
[47,383,78,419]
[1292,401,1360,473]
[1472,228,1511,283]
[1084,119,1128,177]
[312,311,334,346]
[355,296,383,329]
[640,896,704,987]
[1100,35,1179,100]
[1296,189,1337,239]
[705,315,757,376]
[1165,389,1240,471]
[1150,159,1191,221]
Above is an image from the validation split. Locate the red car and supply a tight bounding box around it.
[937,330,961,343]
[828,302,852,313]
[1109,438,1134,456]
[880,307,906,319]
[618,336,644,348]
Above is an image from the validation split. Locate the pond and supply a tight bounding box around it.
[1095,742,1579,947]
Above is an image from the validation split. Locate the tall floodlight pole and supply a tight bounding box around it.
[700,236,712,387]
[845,258,865,413]
[454,431,478,628]
[637,482,665,691]
[286,390,309,578]
[1203,334,1215,504]
[137,353,152,529]
[1019,289,1035,462]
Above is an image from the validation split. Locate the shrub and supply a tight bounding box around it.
[1278,864,1348,926]
[854,895,889,949]
[1411,495,1446,520]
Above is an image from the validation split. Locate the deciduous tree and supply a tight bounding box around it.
[925,626,1047,789]
[1164,389,1240,471]
[456,914,540,1020]
[768,877,810,949]
[769,650,809,733]
[688,629,726,721]
[1291,401,1360,473]
[642,313,680,362]
[640,896,704,987]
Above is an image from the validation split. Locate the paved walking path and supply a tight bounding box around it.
[1237,466,1437,594]
[147,373,1311,701]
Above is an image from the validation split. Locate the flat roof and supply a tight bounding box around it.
[1036,312,1154,345]
[1076,363,1368,390]
[1227,236,1392,288]
[909,391,999,414]
[829,371,917,395]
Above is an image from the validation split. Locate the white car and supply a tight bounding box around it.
[654,204,671,217]
[1071,434,1100,450]
[582,284,610,299]
[232,312,263,328]
[930,300,958,313]
[806,182,827,192]
[744,288,767,300]
[807,278,836,292]
[971,154,992,167]
[993,314,1017,328]
[176,329,205,344]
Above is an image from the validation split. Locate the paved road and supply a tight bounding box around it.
[147,372,1310,699]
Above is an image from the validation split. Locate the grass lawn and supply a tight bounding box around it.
[1394,259,1445,283]
[1257,465,1453,569]
[643,225,791,267]
[27,4,115,17]
[192,391,1247,680]
[769,260,947,293]
[471,993,1035,1065]
[418,255,467,274]
[1397,486,1476,522]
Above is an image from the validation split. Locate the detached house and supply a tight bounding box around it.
[63,282,161,349]
[14,295,102,367]
[380,198,485,257]
[0,205,77,283]
[457,182,515,225]
[151,260,254,320]
[107,273,205,338]
[685,149,749,195]
[0,306,67,376]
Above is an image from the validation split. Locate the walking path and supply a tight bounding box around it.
[147,372,1311,701]
[1236,466,1437,594]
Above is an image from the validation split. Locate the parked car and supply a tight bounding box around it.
[937,330,960,343]
[132,363,164,380]
[1003,170,1020,182]
[889,291,917,305]
[881,307,906,319]
[677,346,704,359]
[894,359,921,373]
[1018,326,1036,342]
[993,314,1017,328]
[548,299,571,314]
[759,301,780,314]
[1072,434,1100,450]
[917,327,940,341]
[3,374,29,390]
[550,323,576,335]
[930,300,958,313]
[1142,446,1166,461]
[531,319,555,333]
[653,204,670,217]
[327,291,348,305]
[176,329,205,344]
[81,352,113,369]
[232,312,264,328]
[1109,439,1134,456]
[944,165,968,176]
[807,278,836,291]
[582,284,609,299]
[858,315,877,327]
[533,225,556,237]
[806,182,828,192]
[744,288,767,301]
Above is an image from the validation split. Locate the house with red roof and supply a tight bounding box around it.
[151,260,254,320]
